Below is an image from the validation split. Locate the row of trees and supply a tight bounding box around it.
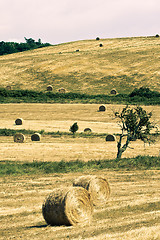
[0,37,51,55]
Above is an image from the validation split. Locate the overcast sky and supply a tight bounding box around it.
[0,0,160,44]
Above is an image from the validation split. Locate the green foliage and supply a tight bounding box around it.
[69,122,79,134]
[0,128,44,136]
[0,156,159,176]
[129,87,160,98]
[115,105,158,159]
[0,87,160,105]
[0,38,51,55]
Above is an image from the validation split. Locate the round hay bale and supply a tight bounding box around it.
[6,85,11,90]
[84,128,92,133]
[31,133,41,141]
[99,105,106,112]
[47,85,53,91]
[76,49,79,52]
[14,133,25,143]
[96,37,100,40]
[42,187,93,226]
[110,89,117,95]
[105,134,116,141]
[99,43,103,47]
[15,118,23,125]
[73,176,110,206]
[58,88,66,93]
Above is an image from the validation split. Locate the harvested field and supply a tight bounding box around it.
[0,103,159,161]
[0,170,160,239]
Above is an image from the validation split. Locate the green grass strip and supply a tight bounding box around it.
[0,156,159,176]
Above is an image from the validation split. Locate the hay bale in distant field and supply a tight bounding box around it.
[96,37,100,40]
[105,134,116,141]
[110,89,117,95]
[58,88,66,93]
[76,49,79,52]
[99,43,103,47]
[84,128,92,133]
[99,105,106,112]
[14,133,25,143]
[15,118,23,125]
[47,85,53,91]
[6,85,11,90]
[31,133,41,141]
[73,176,110,206]
[42,187,93,226]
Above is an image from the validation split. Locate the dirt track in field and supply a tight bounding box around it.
[0,103,160,162]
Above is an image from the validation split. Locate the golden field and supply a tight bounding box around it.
[0,170,160,240]
[0,37,160,94]
[0,103,159,162]
[0,35,160,239]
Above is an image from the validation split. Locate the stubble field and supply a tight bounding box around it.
[0,103,160,240]
[0,103,160,162]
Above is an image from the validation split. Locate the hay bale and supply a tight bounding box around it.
[110,89,117,95]
[15,118,23,125]
[58,88,66,93]
[47,85,53,91]
[84,128,92,133]
[6,85,11,90]
[105,134,116,141]
[99,105,106,112]
[31,133,41,141]
[96,37,100,40]
[76,49,79,52]
[42,187,93,226]
[73,176,110,206]
[99,43,103,47]
[14,133,25,143]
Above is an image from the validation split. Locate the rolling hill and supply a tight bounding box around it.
[0,36,160,95]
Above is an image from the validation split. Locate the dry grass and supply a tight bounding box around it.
[0,37,160,94]
[0,103,159,162]
[0,170,159,239]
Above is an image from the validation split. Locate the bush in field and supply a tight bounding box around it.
[70,122,79,135]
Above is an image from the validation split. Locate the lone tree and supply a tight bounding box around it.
[115,105,157,159]
[70,122,79,135]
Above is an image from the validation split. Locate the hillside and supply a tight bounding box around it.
[0,36,160,95]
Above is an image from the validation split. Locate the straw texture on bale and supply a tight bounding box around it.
[110,89,117,95]
[73,176,110,206]
[47,85,53,91]
[105,134,116,141]
[58,88,66,93]
[31,133,41,141]
[84,128,92,133]
[14,133,25,143]
[99,105,106,112]
[42,187,93,226]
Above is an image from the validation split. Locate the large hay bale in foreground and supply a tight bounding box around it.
[42,187,93,226]
[31,133,41,141]
[15,118,23,125]
[73,176,110,206]
[47,85,53,91]
[99,105,106,112]
[14,133,25,143]
[105,134,116,141]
